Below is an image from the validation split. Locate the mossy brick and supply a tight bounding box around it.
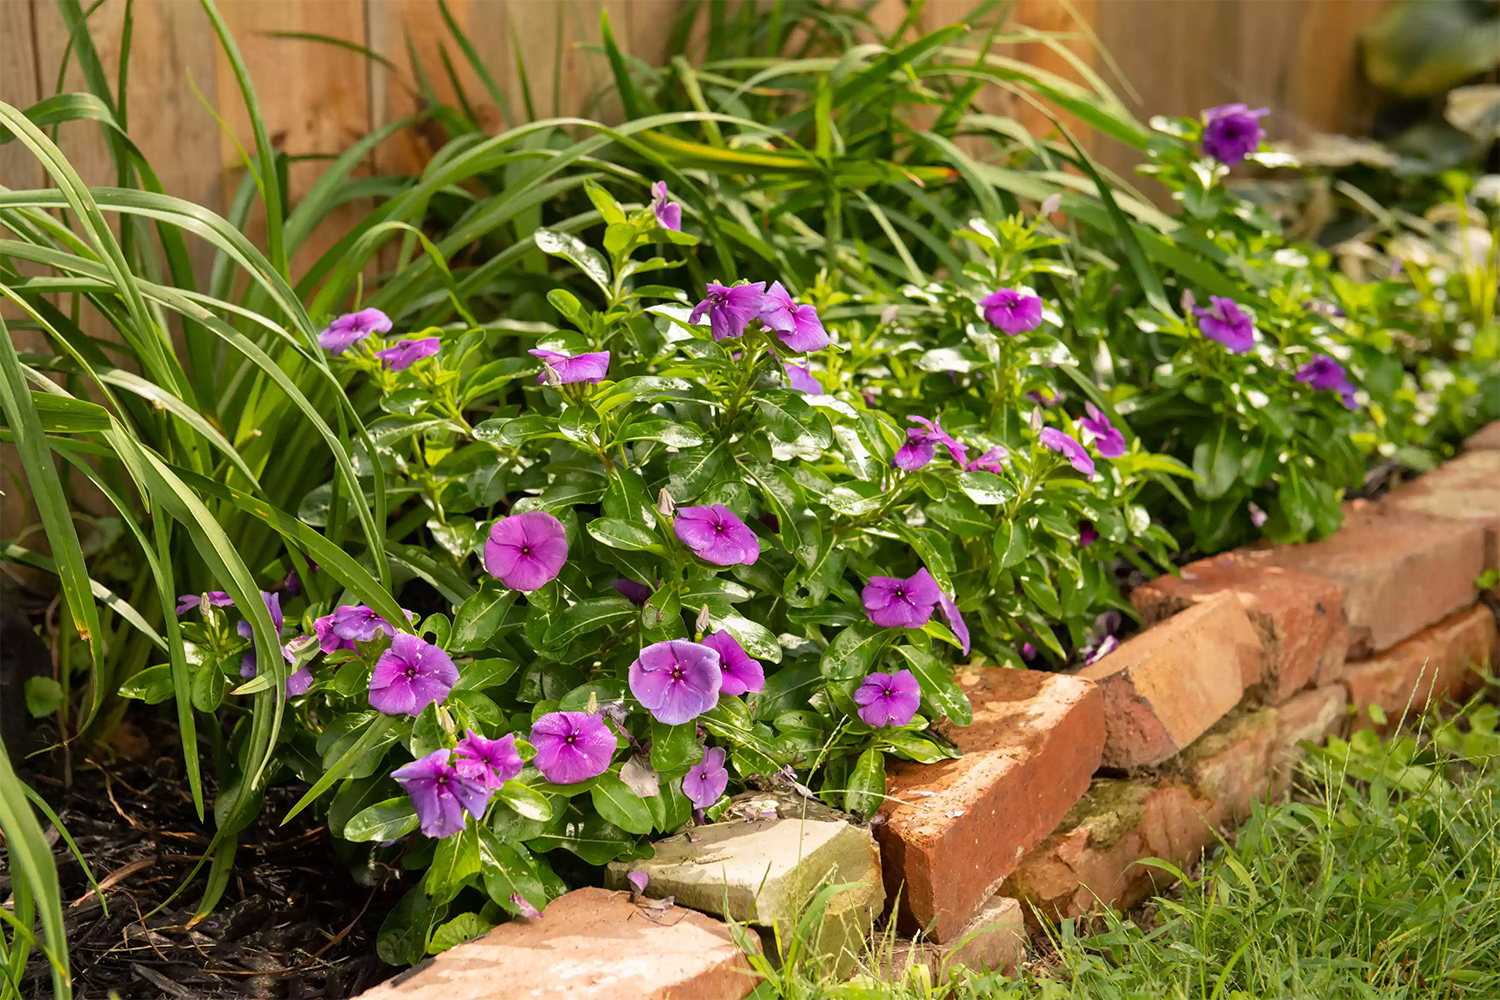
[1132,553,1348,697]
[1269,685,1348,798]
[1001,778,1217,924]
[356,886,758,1000]
[876,667,1104,942]
[1078,593,1258,767]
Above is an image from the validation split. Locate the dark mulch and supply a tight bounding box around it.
[16,714,402,1000]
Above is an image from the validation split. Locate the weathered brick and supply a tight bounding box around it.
[357,887,758,1000]
[1177,706,1277,827]
[1132,554,1349,698]
[1342,605,1499,732]
[884,895,1026,978]
[1249,502,1485,656]
[1269,685,1348,798]
[1384,451,1500,572]
[1466,420,1500,451]
[1002,779,1217,923]
[877,668,1104,942]
[604,818,882,967]
[1077,593,1258,768]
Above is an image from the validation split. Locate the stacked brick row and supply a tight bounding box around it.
[364,425,1499,998]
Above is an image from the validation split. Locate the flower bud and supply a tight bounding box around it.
[1039,193,1061,218]
[695,604,712,634]
[656,488,676,518]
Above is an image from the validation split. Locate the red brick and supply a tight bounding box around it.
[1002,779,1217,923]
[1342,605,1499,732]
[1132,554,1348,699]
[1384,451,1500,572]
[356,887,758,1000]
[876,668,1104,942]
[1249,503,1485,656]
[1466,421,1500,451]
[1269,685,1348,798]
[1177,707,1277,828]
[1077,593,1258,768]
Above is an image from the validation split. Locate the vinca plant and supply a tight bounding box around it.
[157,178,1186,960]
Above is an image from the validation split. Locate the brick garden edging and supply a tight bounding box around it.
[362,421,1500,997]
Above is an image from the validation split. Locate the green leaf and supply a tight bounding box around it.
[616,417,704,448]
[455,657,519,692]
[528,803,635,864]
[993,521,1030,570]
[589,772,654,835]
[756,390,833,448]
[891,645,972,725]
[450,581,517,652]
[118,664,175,704]
[650,721,700,775]
[821,622,891,681]
[542,597,638,647]
[28,390,111,433]
[284,715,396,824]
[497,781,554,823]
[426,826,482,904]
[958,470,1016,505]
[428,913,493,955]
[668,441,730,499]
[1192,423,1245,500]
[844,747,886,818]
[534,228,610,295]
[344,797,421,843]
[478,827,547,912]
[23,677,63,718]
[586,517,662,552]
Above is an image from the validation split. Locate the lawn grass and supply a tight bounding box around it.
[751,688,1500,999]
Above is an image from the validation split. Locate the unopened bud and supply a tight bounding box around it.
[656,488,676,518]
[695,605,712,634]
[586,691,599,715]
[542,364,563,388]
[1039,193,1061,218]
[879,305,900,327]
[1180,288,1196,314]
[1030,407,1044,432]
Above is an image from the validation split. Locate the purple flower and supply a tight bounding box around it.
[611,578,654,605]
[236,591,293,681]
[1026,388,1061,406]
[759,282,830,353]
[176,591,233,616]
[627,871,649,899]
[281,569,301,596]
[652,181,682,231]
[893,428,937,471]
[368,632,458,716]
[330,604,396,643]
[1039,427,1096,477]
[1201,104,1267,166]
[1193,296,1256,354]
[783,360,823,394]
[934,585,970,657]
[1083,634,1120,666]
[699,630,765,696]
[484,511,569,591]
[1296,354,1358,410]
[966,445,1008,474]
[910,415,968,466]
[393,749,490,839]
[629,639,722,725]
[512,894,543,920]
[1079,403,1127,459]
[854,670,921,728]
[862,569,942,629]
[1079,520,1099,547]
[530,711,617,784]
[690,282,766,342]
[313,612,357,654]
[453,730,524,789]
[529,348,611,386]
[673,505,760,567]
[318,308,392,354]
[980,288,1043,335]
[374,336,441,371]
[1248,501,1269,528]
[683,746,729,809]
[1020,641,1037,661]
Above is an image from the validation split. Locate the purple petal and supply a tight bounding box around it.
[628,639,722,725]
[485,511,569,591]
[530,712,617,784]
